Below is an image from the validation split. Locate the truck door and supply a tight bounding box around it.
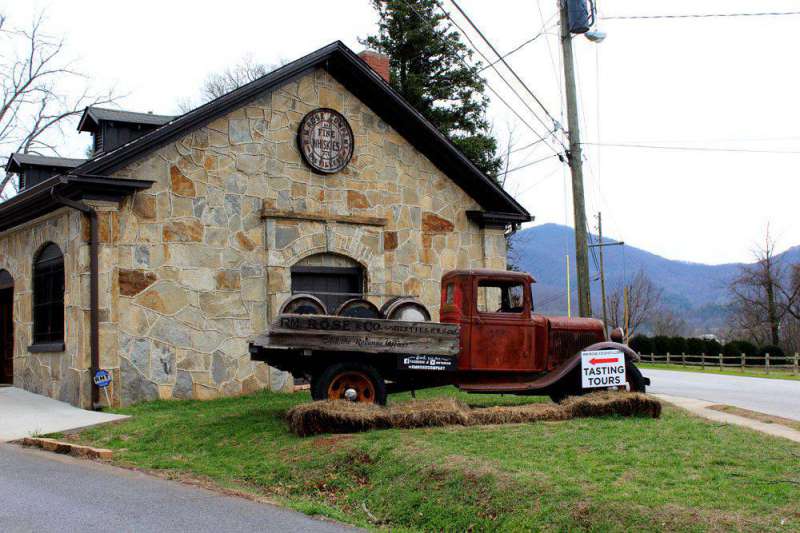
[468,277,535,371]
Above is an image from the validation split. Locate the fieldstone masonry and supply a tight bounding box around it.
[0,67,507,407]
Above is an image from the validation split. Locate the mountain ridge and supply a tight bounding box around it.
[510,223,800,332]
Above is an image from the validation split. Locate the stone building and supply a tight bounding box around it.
[0,42,531,408]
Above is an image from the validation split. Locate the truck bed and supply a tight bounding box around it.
[250,314,461,357]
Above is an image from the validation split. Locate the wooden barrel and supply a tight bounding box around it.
[335,298,381,319]
[381,297,431,322]
[279,294,327,315]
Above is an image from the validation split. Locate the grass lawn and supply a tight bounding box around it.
[58,388,800,532]
[640,363,800,381]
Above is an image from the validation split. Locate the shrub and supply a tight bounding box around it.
[668,336,687,356]
[759,344,786,365]
[724,340,759,365]
[685,338,705,362]
[703,338,723,358]
[652,335,671,355]
[629,335,653,355]
[723,340,756,357]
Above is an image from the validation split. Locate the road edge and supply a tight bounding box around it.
[654,394,800,443]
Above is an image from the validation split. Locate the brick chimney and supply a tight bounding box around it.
[358,50,390,82]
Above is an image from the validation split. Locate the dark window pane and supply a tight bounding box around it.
[33,243,64,344]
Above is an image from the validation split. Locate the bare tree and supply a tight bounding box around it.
[606,269,663,338]
[178,55,283,113]
[728,227,799,347]
[650,308,689,337]
[0,11,119,199]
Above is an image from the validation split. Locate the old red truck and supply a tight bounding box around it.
[249,269,649,404]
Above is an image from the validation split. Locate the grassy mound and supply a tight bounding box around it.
[287,391,661,436]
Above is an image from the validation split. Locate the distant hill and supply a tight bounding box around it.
[509,224,800,332]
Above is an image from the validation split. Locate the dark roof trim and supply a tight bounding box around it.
[6,153,86,173]
[78,107,175,132]
[74,41,530,220]
[0,174,153,233]
[467,210,532,228]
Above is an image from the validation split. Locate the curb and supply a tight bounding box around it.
[654,394,800,444]
[19,437,113,459]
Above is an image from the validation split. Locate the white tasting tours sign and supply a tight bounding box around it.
[581,350,626,389]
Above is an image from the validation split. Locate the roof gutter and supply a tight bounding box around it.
[50,188,101,409]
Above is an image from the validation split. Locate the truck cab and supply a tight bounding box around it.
[440,269,606,374]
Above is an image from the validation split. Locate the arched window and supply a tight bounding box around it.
[32,243,64,347]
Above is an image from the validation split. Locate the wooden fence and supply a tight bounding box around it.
[642,352,800,375]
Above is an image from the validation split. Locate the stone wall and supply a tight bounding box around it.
[99,67,508,405]
[0,208,94,407]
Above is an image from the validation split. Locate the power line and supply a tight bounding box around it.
[513,163,563,195]
[396,0,562,156]
[445,0,564,138]
[478,14,556,73]
[603,10,800,21]
[432,1,564,152]
[503,154,561,176]
[581,142,800,155]
[509,134,555,155]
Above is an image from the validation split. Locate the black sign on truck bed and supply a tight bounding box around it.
[398,354,457,371]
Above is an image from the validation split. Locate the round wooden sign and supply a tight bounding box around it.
[297,108,354,174]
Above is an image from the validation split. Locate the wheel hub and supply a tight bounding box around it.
[327,370,376,403]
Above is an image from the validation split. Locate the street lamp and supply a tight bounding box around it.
[585,30,607,43]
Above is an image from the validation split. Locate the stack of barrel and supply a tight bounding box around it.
[279,294,430,321]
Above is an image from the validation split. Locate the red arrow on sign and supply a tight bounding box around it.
[589,357,619,365]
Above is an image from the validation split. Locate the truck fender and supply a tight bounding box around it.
[581,341,641,362]
[545,342,646,397]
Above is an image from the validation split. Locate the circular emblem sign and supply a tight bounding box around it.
[298,108,354,174]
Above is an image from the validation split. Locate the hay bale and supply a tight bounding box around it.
[467,403,568,425]
[563,391,662,419]
[385,398,471,429]
[286,398,469,437]
[286,392,661,436]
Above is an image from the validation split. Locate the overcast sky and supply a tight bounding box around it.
[3,0,798,264]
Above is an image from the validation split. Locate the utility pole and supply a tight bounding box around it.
[589,212,624,335]
[624,285,630,341]
[597,212,608,333]
[559,0,592,317]
[565,254,571,318]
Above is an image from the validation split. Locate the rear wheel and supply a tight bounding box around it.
[311,362,387,405]
[549,361,646,403]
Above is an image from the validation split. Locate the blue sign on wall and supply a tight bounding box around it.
[93,369,112,388]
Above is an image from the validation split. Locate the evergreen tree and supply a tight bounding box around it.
[364,0,503,177]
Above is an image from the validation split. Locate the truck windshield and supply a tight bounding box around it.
[477,280,525,313]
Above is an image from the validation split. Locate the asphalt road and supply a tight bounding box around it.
[643,368,800,422]
[0,444,357,533]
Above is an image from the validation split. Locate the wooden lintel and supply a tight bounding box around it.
[261,205,387,227]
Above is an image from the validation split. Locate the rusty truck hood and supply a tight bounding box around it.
[546,316,606,334]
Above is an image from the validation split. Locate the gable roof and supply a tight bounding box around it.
[75,41,530,223]
[77,107,175,132]
[6,153,86,173]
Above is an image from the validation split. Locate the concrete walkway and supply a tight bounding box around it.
[655,393,800,444]
[0,387,128,441]
[0,443,356,533]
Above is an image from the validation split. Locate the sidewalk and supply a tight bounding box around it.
[655,393,800,444]
[0,387,128,441]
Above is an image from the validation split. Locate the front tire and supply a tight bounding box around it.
[311,362,387,405]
